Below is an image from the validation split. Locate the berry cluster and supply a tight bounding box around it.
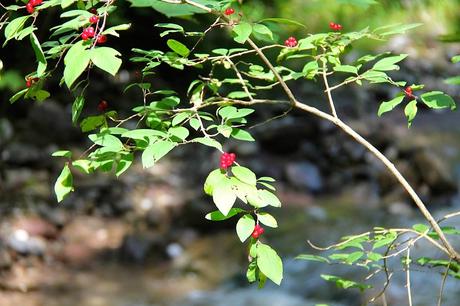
[81,26,95,41]
[284,36,298,48]
[26,77,39,88]
[224,8,235,15]
[25,0,42,14]
[98,100,109,112]
[220,152,236,169]
[329,21,343,31]
[404,86,414,99]
[251,224,265,239]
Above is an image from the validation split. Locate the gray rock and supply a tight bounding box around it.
[6,229,46,255]
[285,162,323,192]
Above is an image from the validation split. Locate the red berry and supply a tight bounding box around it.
[96,35,107,44]
[89,15,99,24]
[30,0,42,5]
[335,24,343,31]
[84,27,95,37]
[90,8,97,14]
[284,36,297,48]
[251,224,264,239]
[98,100,108,112]
[329,21,336,29]
[404,86,414,98]
[81,33,89,41]
[224,8,235,15]
[26,3,34,14]
[26,79,32,88]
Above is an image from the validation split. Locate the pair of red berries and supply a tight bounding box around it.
[284,36,298,48]
[224,8,235,15]
[26,0,42,14]
[329,22,343,31]
[25,77,39,88]
[251,224,265,239]
[220,152,236,169]
[89,15,99,24]
[81,27,107,44]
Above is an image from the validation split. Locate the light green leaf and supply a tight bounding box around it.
[296,254,330,263]
[80,115,106,132]
[404,100,418,127]
[420,91,456,110]
[259,17,305,28]
[232,22,252,44]
[212,177,237,215]
[90,47,122,76]
[193,137,223,151]
[231,128,255,141]
[102,23,131,37]
[256,212,278,228]
[4,16,30,46]
[142,140,176,168]
[257,243,283,285]
[88,133,124,151]
[54,164,74,202]
[258,189,281,207]
[377,95,404,116]
[236,214,255,242]
[232,166,257,186]
[61,0,76,8]
[204,169,226,196]
[63,40,90,88]
[116,153,133,177]
[253,23,273,41]
[372,54,407,71]
[52,150,72,158]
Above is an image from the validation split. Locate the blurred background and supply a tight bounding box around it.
[1,0,460,305]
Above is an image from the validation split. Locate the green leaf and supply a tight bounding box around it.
[204,169,226,196]
[372,54,408,71]
[54,164,74,202]
[321,274,371,291]
[217,125,232,138]
[128,0,223,17]
[205,208,244,221]
[102,23,132,37]
[346,251,364,264]
[171,112,191,126]
[80,115,106,132]
[167,39,190,57]
[232,166,257,185]
[30,33,47,77]
[52,150,72,158]
[256,212,278,228]
[193,137,223,151]
[246,260,257,283]
[252,23,274,41]
[212,177,237,215]
[116,153,133,177]
[88,133,124,151]
[231,128,255,141]
[445,76,460,85]
[259,17,305,28]
[168,126,189,141]
[121,129,167,141]
[374,23,422,37]
[72,159,93,174]
[404,100,418,127]
[142,140,176,168]
[232,22,252,44]
[333,65,358,74]
[377,95,404,116]
[72,96,85,124]
[9,89,28,104]
[257,243,283,285]
[90,47,122,76]
[236,214,255,242]
[420,91,456,110]
[4,16,30,46]
[61,0,76,8]
[258,189,281,207]
[63,40,90,88]
[296,254,331,264]
[412,223,430,233]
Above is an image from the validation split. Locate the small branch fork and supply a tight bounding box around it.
[158,0,460,263]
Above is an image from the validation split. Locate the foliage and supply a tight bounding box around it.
[1,0,459,293]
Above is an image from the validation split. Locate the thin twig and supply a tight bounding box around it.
[437,258,452,306]
[321,59,338,118]
[406,248,413,306]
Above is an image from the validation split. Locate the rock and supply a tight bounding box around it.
[6,229,46,255]
[285,162,323,192]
